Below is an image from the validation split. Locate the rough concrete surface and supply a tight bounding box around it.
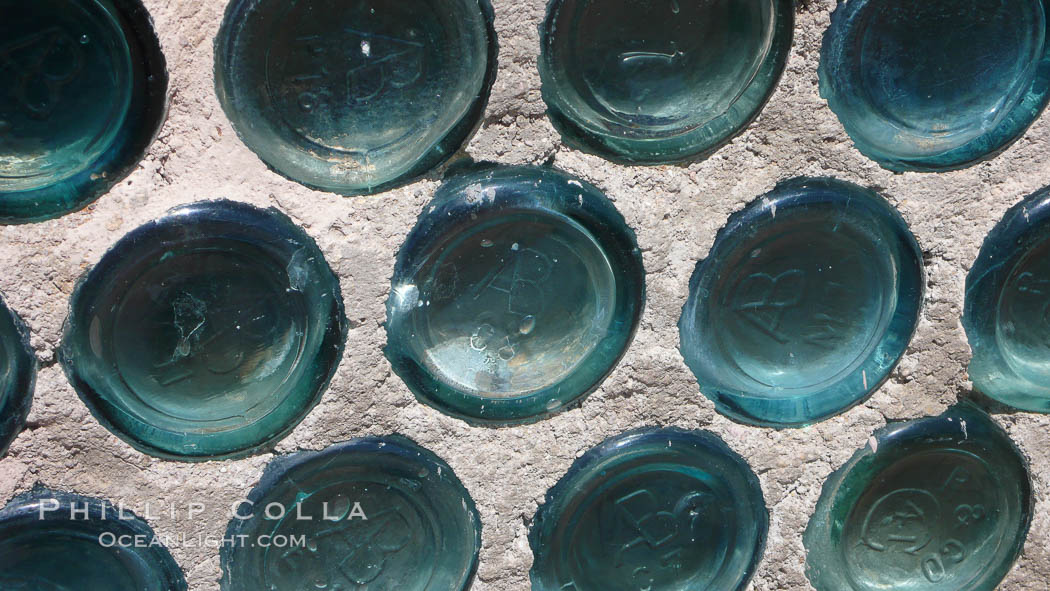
[2,0,1050,589]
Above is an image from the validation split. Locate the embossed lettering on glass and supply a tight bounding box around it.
[679,178,924,426]
[538,0,793,164]
[820,0,1050,171]
[385,165,645,424]
[805,404,1033,591]
[215,0,497,195]
[964,185,1050,412]
[530,427,768,591]
[0,488,187,590]
[0,0,167,223]
[60,200,348,460]
[0,295,36,458]
[221,436,481,591]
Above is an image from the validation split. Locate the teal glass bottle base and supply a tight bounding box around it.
[529,427,768,591]
[679,178,923,427]
[60,200,347,460]
[539,0,793,164]
[221,436,481,591]
[215,0,497,195]
[0,295,36,458]
[0,0,167,223]
[820,0,1050,171]
[0,488,187,590]
[964,185,1050,412]
[804,404,1032,591]
[385,164,645,424]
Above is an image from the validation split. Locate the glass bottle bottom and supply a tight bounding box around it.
[0,0,133,192]
[109,243,308,428]
[413,211,616,399]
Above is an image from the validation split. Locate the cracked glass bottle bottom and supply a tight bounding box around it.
[805,404,1032,591]
[530,427,768,591]
[0,0,167,222]
[679,178,923,426]
[385,165,645,424]
[60,200,347,460]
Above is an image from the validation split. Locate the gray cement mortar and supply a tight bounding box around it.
[2,0,1049,589]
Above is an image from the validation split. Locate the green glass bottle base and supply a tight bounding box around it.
[965,185,1050,412]
[0,0,167,223]
[221,436,481,591]
[60,200,347,460]
[679,178,924,427]
[530,427,768,591]
[215,0,497,195]
[820,0,1050,171]
[0,295,36,458]
[539,0,793,164]
[385,164,645,424]
[805,404,1032,591]
[0,488,187,590]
